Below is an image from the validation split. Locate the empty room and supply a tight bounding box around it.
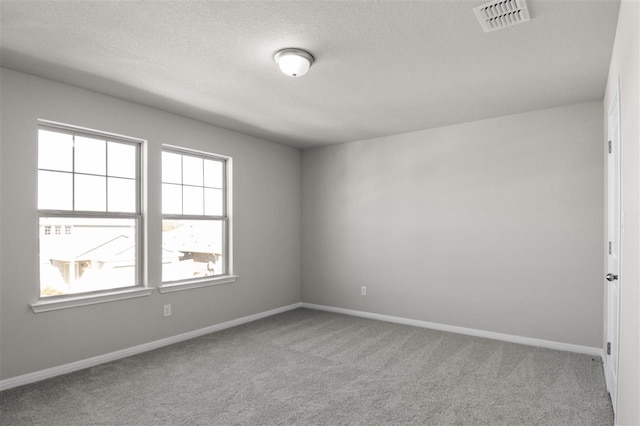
[0,0,638,425]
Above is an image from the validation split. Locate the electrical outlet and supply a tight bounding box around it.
[361,286,367,296]
[163,304,172,317]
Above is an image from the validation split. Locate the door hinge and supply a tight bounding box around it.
[607,342,611,355]
[608,140,612,153]
[609,241,612,255]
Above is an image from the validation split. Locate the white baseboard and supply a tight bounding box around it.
[301,302,602,357]
[0,302,302,392]
[1,301,602,392]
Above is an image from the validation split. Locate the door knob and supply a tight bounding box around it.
[606,273,618,282]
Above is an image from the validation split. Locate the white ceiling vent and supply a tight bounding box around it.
[473,0,531,33]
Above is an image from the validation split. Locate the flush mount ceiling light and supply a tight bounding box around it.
[273,48,315,77]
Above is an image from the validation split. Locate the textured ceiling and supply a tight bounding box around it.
[0,0,620,149]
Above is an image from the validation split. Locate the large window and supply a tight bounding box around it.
[161,147,229,284]
[37,124,141,298]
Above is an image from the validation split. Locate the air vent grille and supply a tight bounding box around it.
[473,0,530,33]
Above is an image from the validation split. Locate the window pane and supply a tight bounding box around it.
[39,217,137,297]
[204,188,223,216]
[75,136,106,175]
[38,129,73,172]
[204,159,223,188]
[75,175,106,211]
[162,152,182,184]
[162,183,182,214]
[162,219,224,282]
[38,171,72,210]
[108,177,136,213]
[183,186,204,215]
[183,155,203,186]
[107,142,136,178]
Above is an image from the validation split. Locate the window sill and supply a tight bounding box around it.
[30,287,154,313]
[158,275,238,293]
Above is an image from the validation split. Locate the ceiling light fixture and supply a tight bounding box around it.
[273,48,315,77]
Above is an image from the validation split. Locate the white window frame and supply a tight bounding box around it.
[159,145,235,293]
[31,120,152,313]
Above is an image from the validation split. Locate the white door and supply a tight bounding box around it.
[605,78,621,415]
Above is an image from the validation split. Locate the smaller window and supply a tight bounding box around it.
[161,147,230,284]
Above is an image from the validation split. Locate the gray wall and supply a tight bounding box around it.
[603,1,640,423]
[302,101,604,347]
[0,69,302,380]
[0,67,608,382]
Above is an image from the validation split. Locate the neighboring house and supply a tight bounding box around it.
[49,234,135,284]
[162,221,223,278]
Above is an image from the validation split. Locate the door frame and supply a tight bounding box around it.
[604,76,621,417]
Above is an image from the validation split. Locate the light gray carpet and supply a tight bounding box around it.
[0,308,613,425]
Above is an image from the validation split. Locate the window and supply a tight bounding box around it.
[37,124,142,298]
[161,147,230,285]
